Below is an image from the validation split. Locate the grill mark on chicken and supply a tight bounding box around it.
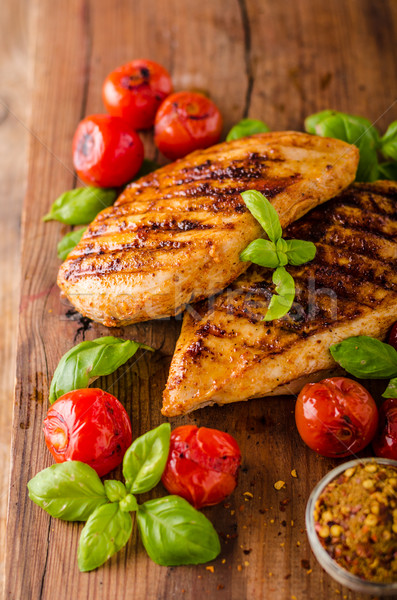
[162,181,397,416]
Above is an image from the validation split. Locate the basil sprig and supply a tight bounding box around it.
[57,227,86,260]
[240,190,316,320]
[49,336,153,404]
[226,118,270,141]
[305,111,397,182]
[43,186,117,225]
[330,335,397,398]
[28,424,222,572]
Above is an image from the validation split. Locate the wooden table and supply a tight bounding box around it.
[4,1,397,599]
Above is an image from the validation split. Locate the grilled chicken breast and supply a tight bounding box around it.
[57,132,358,326]
[162,182,397,416]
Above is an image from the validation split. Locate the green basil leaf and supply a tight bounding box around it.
[78,503,132,572]
[27,462,107,521]
[104,480,127,502]
[239,239,280,268]
[226,118,270,141]
[57,227,86,260]
[43,186,117,225]
[135,158,160,178]
[378,162,397,180]
[123,423,171,494]
[380,121,397,161]
[137,496,221,566]
[264,266,295,321]
[119,494,139,512]
[305,110,378,138]
[284,239,317,266]
[49,336,153,403]
[241,190,282,242]
[330,336,397,379]
[305,110,339,134]
[383,377,397,399]
[308,113,379,182]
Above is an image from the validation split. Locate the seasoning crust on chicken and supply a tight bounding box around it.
[162,182,397,416]
[57,132,358,326]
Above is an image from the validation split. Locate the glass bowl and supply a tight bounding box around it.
[306,457,397,596]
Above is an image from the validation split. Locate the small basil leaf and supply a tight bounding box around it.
[123,423,171,494]
[137,496,221,566]
[226,118,270,141]
[27,462,107,521]
[241,190,282,242]
[77,503,132,572]
[104,480,127,502]
[264,266,295,321]
[239,239,279,268]
[43,186,117,225]
[380,121,397,161]
[383,377,397,399]
[284,239,317,266]
[135,158,160,178]
[378,162,397,180]
[49,336,153,403]
[310,113,379,182]
[305,110,339,134]
[119,494,138,513]
[57,227,86,260]
[330,336,397,379]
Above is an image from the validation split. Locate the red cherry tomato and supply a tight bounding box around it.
[72,114,144,187]
[102,59,173,130]
[43,388,132,477]
[154,91,223,160]
[161,425,241,508]
[372,398,397,460]
[388,322,397,351]
[295,377,378,458]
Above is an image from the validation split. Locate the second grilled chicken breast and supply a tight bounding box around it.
[57,132,358,326]
[162,182,397,416]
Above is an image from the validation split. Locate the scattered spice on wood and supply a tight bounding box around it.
[314,461,397,583]
[274,480,286,490]
[291,469,298,478]
[206,566,214,573]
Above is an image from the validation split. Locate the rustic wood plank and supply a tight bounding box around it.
[5,0,397,599]
[0,0,29,594]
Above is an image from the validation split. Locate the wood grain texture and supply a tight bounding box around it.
[4,1,397,599]
[0,0,29,595]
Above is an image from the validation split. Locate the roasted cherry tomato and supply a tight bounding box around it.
[72,114,144,187]
[43,388,132,477]
[388,322,397,351]
[154,91,222,160]
[161,425,241,508]
[102,59,173,130]
[295,377,378,458]
[372,398,397,460]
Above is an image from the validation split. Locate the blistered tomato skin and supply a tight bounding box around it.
[102,59,173,130]
[154,91,223,160]
[388,322,397,351]
[161,425,241,508]
[295,377,379,458]
[43,388,132,477]
[72,114,144,187]
[373,398,397,460]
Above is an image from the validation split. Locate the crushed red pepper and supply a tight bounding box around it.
[314,462,397,583]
